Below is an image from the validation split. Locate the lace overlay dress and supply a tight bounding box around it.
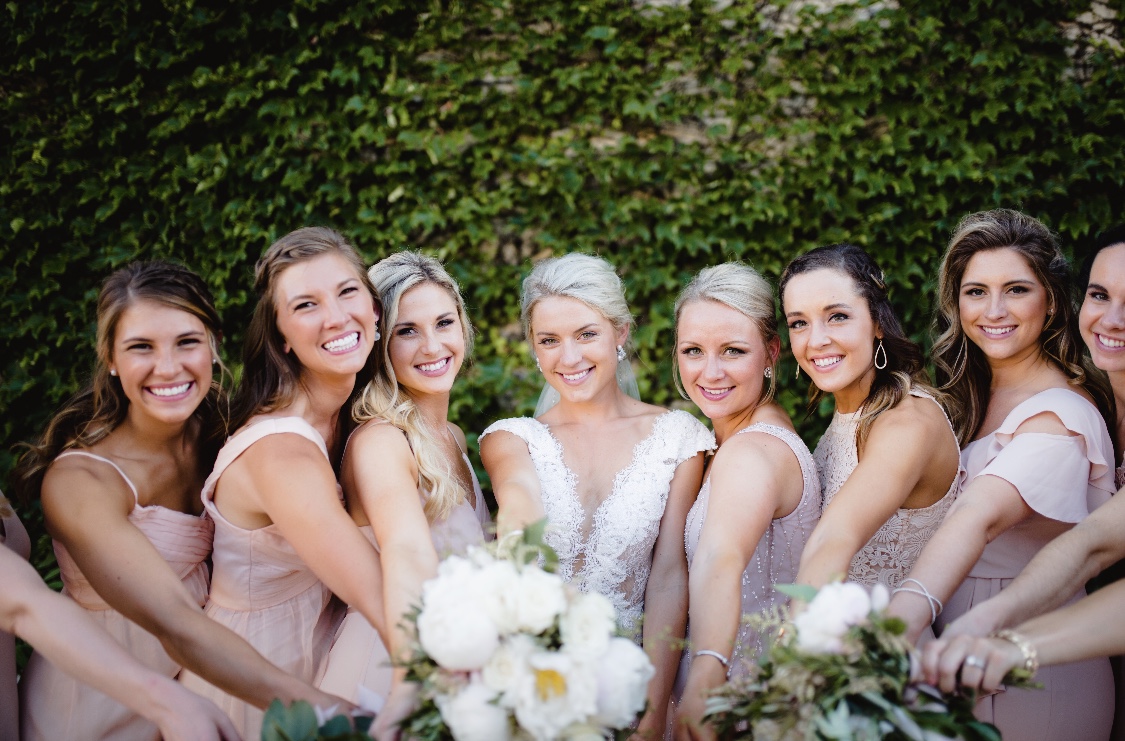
[812,389,959,589]
[480,410,714,636]
[682,423,821,677]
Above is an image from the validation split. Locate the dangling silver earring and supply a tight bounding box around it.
[616,345,626,362]
[794,365,801,379]
[109,369,118,377]
[764,367,772,379]
[373,329,381,342]
[535,356,542,372]
[874,339,888,370]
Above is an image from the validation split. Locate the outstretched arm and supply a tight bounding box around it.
[636,451,705,740]
[937,487,1125,639]
[922,579,1125,695]
[0,545,241,741]
[480,430,545,535]
[42,460,348,711]
[673,436,798,741]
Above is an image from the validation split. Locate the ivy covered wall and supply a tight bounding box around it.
[3,0,1124,512]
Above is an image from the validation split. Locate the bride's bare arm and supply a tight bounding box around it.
[480,430,545,535]
[636,451,705,739]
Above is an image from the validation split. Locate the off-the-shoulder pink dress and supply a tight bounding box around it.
[1,505,31,741]
[179,418,345,740]
[317,422,493,708]
[479,410,714,638]
[935,387,1116,740]
[678,423,821,686]
[19,452,212,741]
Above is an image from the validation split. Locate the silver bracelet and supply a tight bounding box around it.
[693,649,730,668]
[892,577,943,625]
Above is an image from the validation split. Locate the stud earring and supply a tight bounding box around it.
[109,369,117,377]
[535,356,542,372]
[764,367,772,379]
[874,339,888,370]
[617,345,626,362]
[212,357,219,365]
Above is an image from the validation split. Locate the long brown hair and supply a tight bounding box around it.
[933,209,1114,444]
[355,251,474,522]
[779,242,935,452]
[13,261,228,503]
[229,227,380,439]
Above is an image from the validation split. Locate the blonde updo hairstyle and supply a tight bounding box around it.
[520,253,633,342]
[355,251,474,522]
[673,262,779,406]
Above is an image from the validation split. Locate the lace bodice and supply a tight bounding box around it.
[812,389,959,589]
[683,423,821,665]
[481,410,714,635]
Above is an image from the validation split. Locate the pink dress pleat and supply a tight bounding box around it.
[178,418,343,741]
[2,509,31,741]
[19,452,212,741]
[935,388,1116,741]
[317,427,493,708]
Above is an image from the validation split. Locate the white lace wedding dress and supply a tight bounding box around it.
[480,410,714,636]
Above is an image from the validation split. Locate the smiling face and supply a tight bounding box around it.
[957,247,1050,368]
[783,267,881,413]
[677,299,775,424]
[110,299,213,427]
[1080,243,1125,375]
[529,295,627,406]
[388,281,466,398]
[273,251,378,381]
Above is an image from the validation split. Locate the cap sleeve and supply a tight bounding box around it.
[975,388,1115,522]
[662,410,716,466]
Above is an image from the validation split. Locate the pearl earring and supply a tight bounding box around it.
[212,357,218,365]
[617,345,626,362]
[109,369,117,376]
[373,329,381,342]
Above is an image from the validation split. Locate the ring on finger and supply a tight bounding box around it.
[964,655,986,669]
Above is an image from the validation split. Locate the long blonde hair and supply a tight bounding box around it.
[933,209,1114,444]
[0,493,14,520]
[354,252,474,522]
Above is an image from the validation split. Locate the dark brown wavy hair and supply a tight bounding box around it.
[14,261,229,503]
[933,209,1114,445]
[779,242,936,452]
[228,227,380,446]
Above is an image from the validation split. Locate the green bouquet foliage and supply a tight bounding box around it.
[261,699,373,741]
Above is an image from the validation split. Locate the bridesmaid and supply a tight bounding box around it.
[1078,224,1125,482]
[318,252,491,731]
[0,494,239,741]
[179,227,388,739]
[670,264,821,741]
[781,243,961,592]
[887,209,1115,739]
[480,253,712,738]
[14,261,341,741]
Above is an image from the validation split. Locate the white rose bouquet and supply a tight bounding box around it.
[398,523,654,741]
[704,582,1030,741]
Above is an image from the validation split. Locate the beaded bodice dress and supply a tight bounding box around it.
[480,410,714,636]
[812,389,959,589]
[683,422,821,664]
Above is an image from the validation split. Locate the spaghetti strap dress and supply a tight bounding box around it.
[1,504,31,741]
[179,418,344,740]
[318,422,493,709]
[934,388,1116,740]
[19,451,212,741]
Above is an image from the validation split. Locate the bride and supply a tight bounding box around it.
[480,253,712,737]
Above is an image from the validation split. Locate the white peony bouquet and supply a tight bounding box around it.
[704,582,1021,741]
[398,523,654,741]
